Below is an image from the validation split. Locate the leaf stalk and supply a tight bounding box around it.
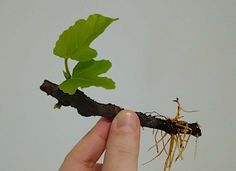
[64,58,71,79]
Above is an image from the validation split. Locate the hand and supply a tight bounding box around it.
[59,110,141,171]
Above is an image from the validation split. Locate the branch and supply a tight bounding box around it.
[40,80,202,137]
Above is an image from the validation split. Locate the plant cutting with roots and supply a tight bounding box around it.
[143,98,200,171]
[40,14,202,171]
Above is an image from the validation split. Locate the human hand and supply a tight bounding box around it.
[59,110,141,171]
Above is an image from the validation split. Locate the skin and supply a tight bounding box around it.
[59,110,141,171]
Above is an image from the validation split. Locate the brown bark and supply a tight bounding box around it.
[40,80,201,137]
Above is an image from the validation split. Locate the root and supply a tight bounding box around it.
[194,136,199,160]
[143,135,171,165]
[143,98,200,171]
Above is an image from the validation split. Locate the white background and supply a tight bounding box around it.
[0,0,236,170]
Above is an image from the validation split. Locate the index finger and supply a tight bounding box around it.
[59,118,111,171]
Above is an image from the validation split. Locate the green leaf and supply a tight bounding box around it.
[53,14,118,62]
[59,60,115,94]
[72,59,112,77]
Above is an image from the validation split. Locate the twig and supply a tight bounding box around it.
[40,80,201,137]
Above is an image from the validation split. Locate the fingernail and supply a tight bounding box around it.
[116,110,138,133]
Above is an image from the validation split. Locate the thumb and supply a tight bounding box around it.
[103,110,140,171]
